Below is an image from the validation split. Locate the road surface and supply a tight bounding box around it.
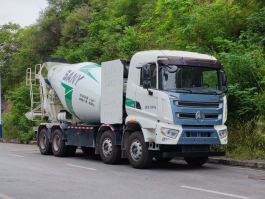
[0,143,264,199]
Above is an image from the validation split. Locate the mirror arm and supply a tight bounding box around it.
[148,89,153,96]
[223,86,228,93]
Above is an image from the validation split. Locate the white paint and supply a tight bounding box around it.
[180,185,248,199]
[66,163,96,171]
[101,59,124,124]
[47,62,101,124]
[8,154,24,158]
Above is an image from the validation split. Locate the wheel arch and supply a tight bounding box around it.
[122,121,143,150]
[96,124,121,154]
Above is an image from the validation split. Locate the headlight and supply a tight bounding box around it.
[161,128,179,139]
[218,129,228,139]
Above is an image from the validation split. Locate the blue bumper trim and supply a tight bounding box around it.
[178,126,221,145]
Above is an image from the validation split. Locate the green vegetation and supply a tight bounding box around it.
[0,0,264,158]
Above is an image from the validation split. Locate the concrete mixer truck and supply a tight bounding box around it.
[25,50,228,169]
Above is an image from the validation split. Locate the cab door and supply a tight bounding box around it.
[135,63,159,125]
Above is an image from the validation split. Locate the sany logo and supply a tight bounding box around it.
[62,70,84,86]
[195,111,205,121]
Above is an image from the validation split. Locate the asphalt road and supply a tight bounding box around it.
[0,143,264,199]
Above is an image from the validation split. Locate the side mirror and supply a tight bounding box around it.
[221,71,227,86]
[221,71,228,93]
[142,64,151,89]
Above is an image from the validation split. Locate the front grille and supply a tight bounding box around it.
[177,113,218,119]
[183,125,214,127]
[186,131,211,137]
[205,114,218,119]
[179,113,195,119]
[177,101,219,108]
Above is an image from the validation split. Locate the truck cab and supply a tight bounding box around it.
[123,50,227,168]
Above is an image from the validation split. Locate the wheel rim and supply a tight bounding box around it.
[102,138,112,157]
[52,134,60,152]
[130,139,143,161]
[39,133,46,150]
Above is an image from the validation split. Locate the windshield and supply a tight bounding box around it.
[159,65,224,94]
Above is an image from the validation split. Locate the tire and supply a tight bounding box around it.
[155,157,172,163]
[38,128,52,155]
[184,157,208,167]
[51,129,68,157]
[126,131,153,169]
[99,130,121,164]
[81,147,95,156]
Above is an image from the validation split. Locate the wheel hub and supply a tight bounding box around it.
[130,140,142,161]
[102,138,112,157]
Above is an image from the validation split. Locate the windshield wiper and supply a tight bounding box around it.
[169,88,193,93]
[198,91,223,95]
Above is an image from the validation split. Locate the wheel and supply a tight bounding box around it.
[51,129,68,157]
[99,130,121,164]
[126,131,153,169]
[38,128,52,155]
[155,157,172,163]
[67,146,77,156]
[184,157,208,167]
[81,147,95,156]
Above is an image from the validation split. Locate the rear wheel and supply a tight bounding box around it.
[126,131,153,169]
[51,129,68,157]
[184,157,208,167]
[99,130,121,164]
[38,128,52,155]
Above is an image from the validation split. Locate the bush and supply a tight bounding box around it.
[2,84,35,143]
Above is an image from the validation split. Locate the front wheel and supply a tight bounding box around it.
[38,128,52,155]
[99,130,121,164]
[126,131,153,169]
[184,157,208,167]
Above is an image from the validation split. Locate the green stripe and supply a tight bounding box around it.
[125,98,136,108]
[61,83,76,115]
[79,64,101,83]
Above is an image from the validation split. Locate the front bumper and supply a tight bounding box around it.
[152,122,227,145]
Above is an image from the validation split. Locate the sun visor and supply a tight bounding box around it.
[158,56,223,69]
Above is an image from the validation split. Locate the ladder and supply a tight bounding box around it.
[26,64,45,121]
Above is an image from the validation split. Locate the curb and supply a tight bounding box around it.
[0,138,37,145]
[208,157,265,170]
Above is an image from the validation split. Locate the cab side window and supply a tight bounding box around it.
[140,64,157,88]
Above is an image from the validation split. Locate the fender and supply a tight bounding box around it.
[125,116,157,142]
[98,124,122,145]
